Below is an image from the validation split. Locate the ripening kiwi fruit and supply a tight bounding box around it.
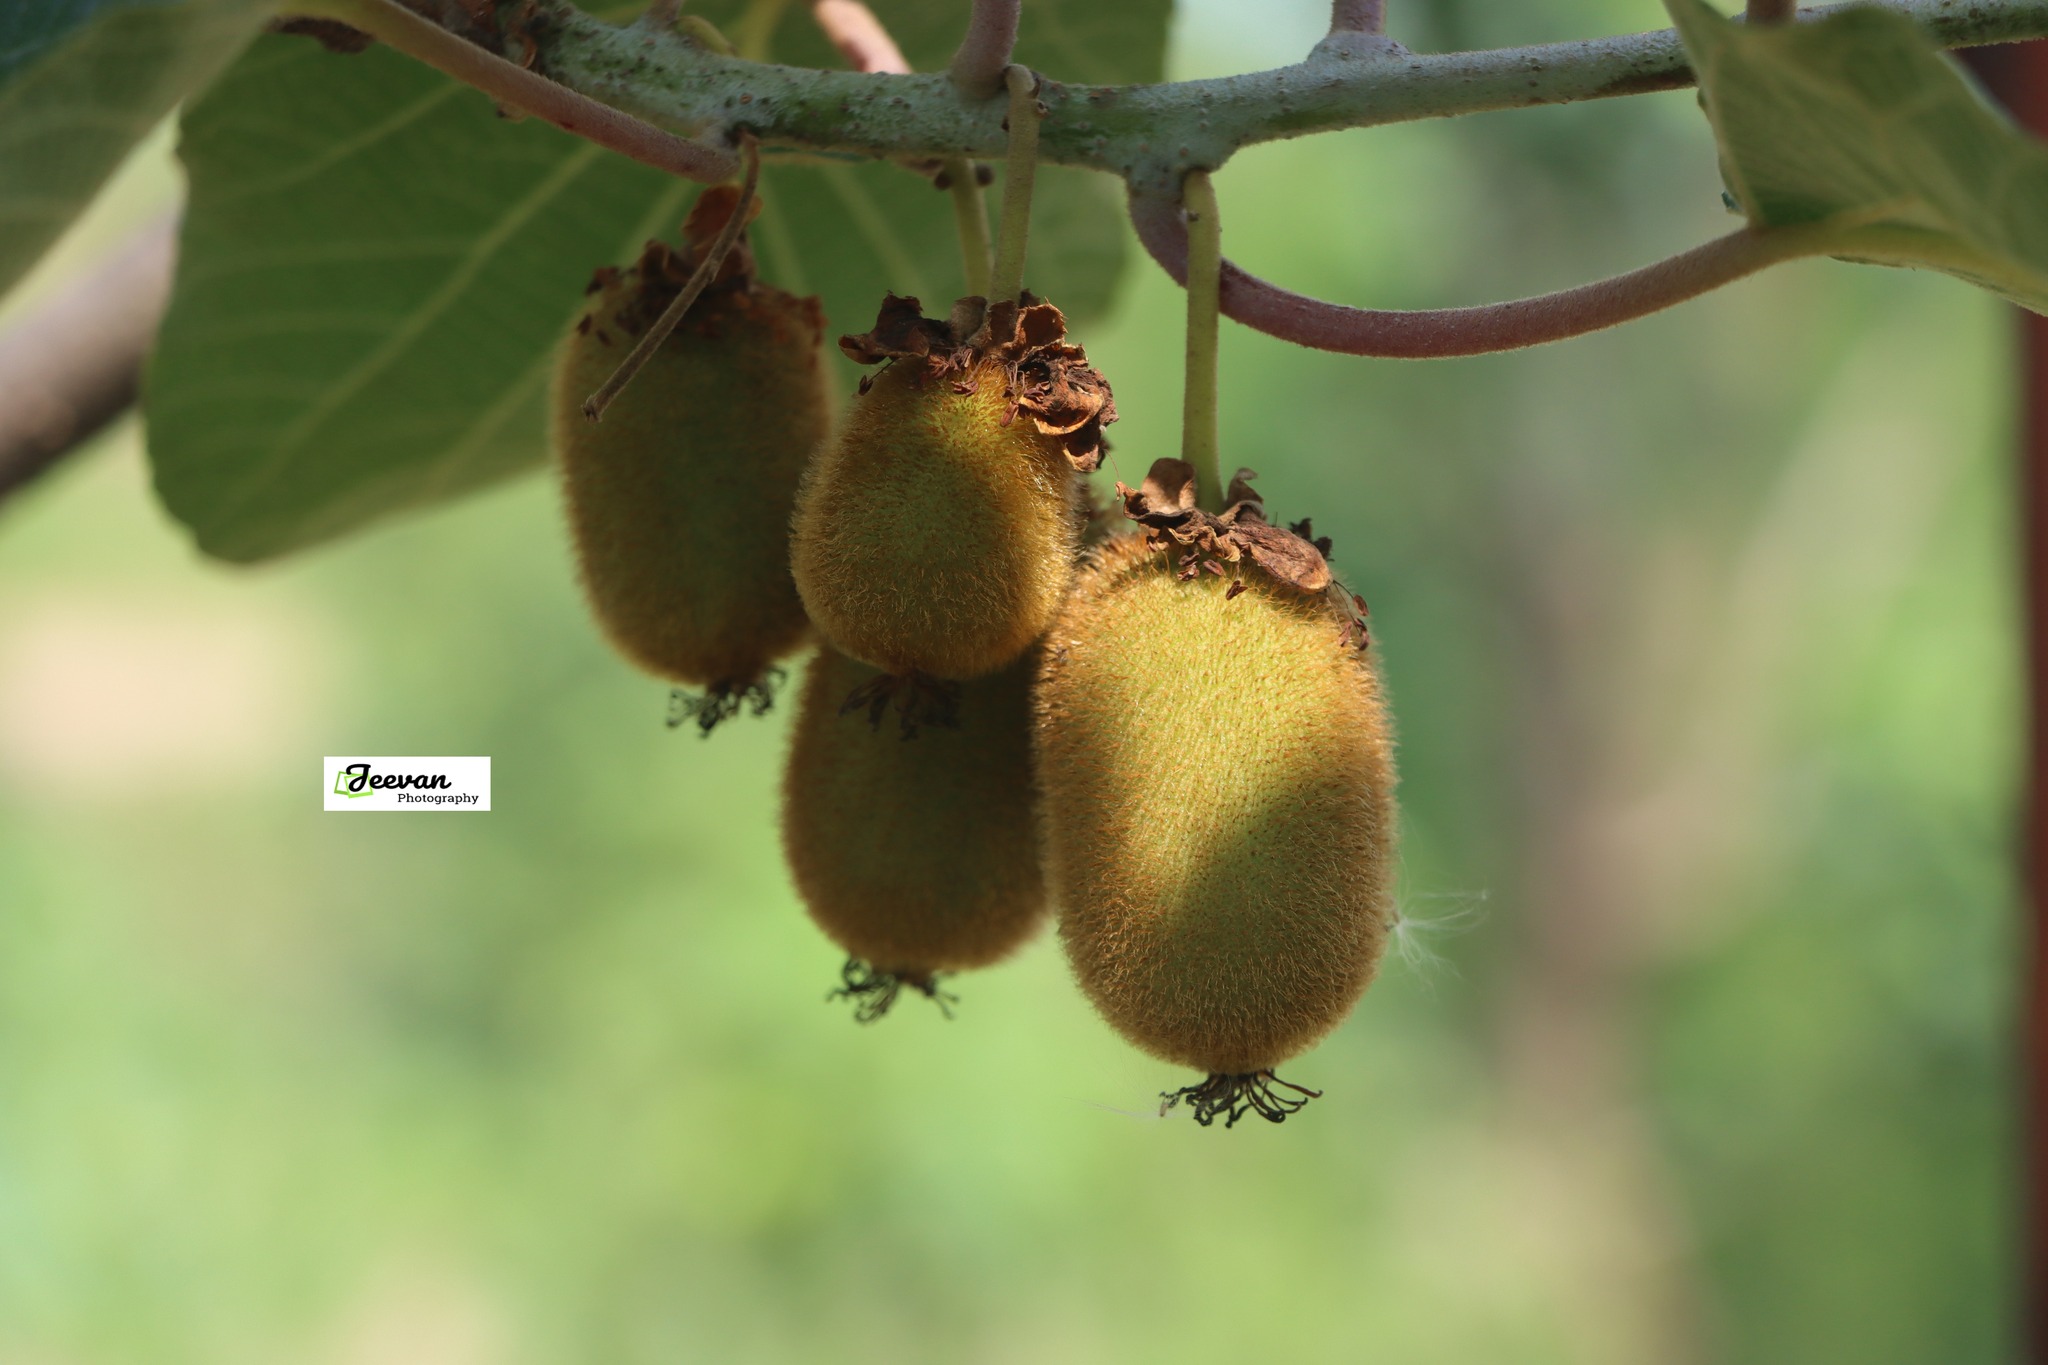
[789,296,1115,696]
[552,186,829,731]
[781,643,1047,1020]
[1035,514,1396,1126]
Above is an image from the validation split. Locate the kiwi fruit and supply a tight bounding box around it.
[789,295,1115,707]
[1034,459,1396,1126]
[781,643,1048,1021]
[552,185,829,731]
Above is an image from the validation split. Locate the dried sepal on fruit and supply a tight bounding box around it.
[1116,459,1333,594]
[788,294,1116,719]
[551,185,828,732]
[781,645,1049,1022]
[1035,461,1394,1126]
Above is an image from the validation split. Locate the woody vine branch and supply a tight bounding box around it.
[277,0,2048,359]
[304,0,2048,189]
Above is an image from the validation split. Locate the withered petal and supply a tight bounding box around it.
[839,293,948,364]
[839,291,1118,473]
[1138,458,1198,517]
[1018,302,1067,348]
[1235,520,1333,593]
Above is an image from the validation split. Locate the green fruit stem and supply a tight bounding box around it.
[989,65,1042,310]
[945,159,995,299]
[731,0,795,62]
[1181,170,1224,515]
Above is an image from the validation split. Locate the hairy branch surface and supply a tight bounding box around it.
[514,0,2048,194]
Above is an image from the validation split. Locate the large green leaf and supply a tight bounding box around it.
[1668,0,2048,311]
[0,0,274,296]
[146,0,1167,562]
[148,37,693,562]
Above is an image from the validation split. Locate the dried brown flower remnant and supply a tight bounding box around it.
[601,185,766,337]
[838,293,1117,471]
[1115,457,1333,593]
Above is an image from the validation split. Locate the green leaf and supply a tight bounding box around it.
[148,37,696,562]
[148,0,1167,562]
[0,0,275,297]
[1667,0,2048,311]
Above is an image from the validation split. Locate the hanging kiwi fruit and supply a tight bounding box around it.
[551,167,828,733]
[1035,460,1397,1125]
[788,67,1115,729]
[1028,171,1400,1127]
[781,644,1048,1021]
[790,294,1112,683]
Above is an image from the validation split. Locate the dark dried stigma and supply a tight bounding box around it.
[828,957,958,1024]
[836,670,962,739]
[666,668,784,736]
[1159,1070,1324,1127]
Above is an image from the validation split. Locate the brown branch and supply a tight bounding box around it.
[0,216,176,508]
[1747,0,1798,22]
[282,0,738,182]
[811,0,910,74]
[1127,187,1837,358]
[1329,0,1386,35]
[948,0,1020,100]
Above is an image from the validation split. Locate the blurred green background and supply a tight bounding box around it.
[0,0,2018,1361]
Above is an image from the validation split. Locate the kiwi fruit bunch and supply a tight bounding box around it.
[551,183,1396,1126]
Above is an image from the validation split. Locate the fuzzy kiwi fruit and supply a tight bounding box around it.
[1034,460,1396,1126]
[789,295,1114,699]
[552,186,829,731]
[781,643,1048,1021]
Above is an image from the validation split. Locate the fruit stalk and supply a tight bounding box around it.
[989,65,1042,310]
[1180,171,1224,514]
[945,160,995,299]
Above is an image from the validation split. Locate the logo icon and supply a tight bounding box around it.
[323,757,491,812]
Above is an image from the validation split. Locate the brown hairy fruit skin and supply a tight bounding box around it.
[552,187,828,723]
[1035,523,1397,1085]
[789,295,1114,683]
[781,644,1049,1019]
